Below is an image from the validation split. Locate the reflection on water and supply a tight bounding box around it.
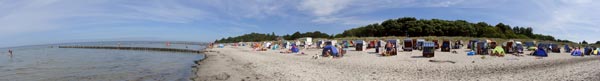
[0,41,204,81]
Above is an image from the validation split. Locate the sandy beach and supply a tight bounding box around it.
[192,46,600,81]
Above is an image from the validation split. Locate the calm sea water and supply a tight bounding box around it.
[0,41,205,81]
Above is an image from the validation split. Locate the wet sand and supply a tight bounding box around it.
[193,46,600,81]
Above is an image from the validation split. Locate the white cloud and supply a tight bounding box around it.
[115,0,207,23]
[0,0,63,36]
[0,0,212,47]
[428,0,466,7]
[561,0,592,4]
[298,0,353,16]
[0,0,207,36]
[298,0,466,16]
[0,0,208,34]
[530,0,600,42]
[298,0,376,26]
[311,16,378,26]
[298,0,467,26]
[190,0,294,20]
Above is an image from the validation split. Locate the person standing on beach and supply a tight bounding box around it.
[166,41,171,47]
[8,49,13,56]
[375,39,380,53]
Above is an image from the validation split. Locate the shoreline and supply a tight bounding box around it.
[192,46,600,81]
[190,48,211,81]
[190,54,206,81]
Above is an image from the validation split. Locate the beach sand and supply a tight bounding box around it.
[192,46,600,81]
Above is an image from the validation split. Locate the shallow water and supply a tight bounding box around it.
[0,41,204,81]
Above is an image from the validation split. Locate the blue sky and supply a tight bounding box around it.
[1,0,599,47]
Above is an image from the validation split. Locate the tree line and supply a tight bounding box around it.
[216,17,566,43]
[281,31,331,40]
[215,31,331,43]
[336,17,556,40]
[215,32,279,43]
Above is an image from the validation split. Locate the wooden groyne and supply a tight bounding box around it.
[58,46,206,54]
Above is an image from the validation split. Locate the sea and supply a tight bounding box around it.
[0,41,205,81]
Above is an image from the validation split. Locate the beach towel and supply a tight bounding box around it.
[218,44,224,48]
[467,51,475,56]
[572,49,583,56]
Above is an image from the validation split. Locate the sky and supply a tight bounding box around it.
[0,0,599,47]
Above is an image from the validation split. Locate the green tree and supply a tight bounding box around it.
[218,17,563,43]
